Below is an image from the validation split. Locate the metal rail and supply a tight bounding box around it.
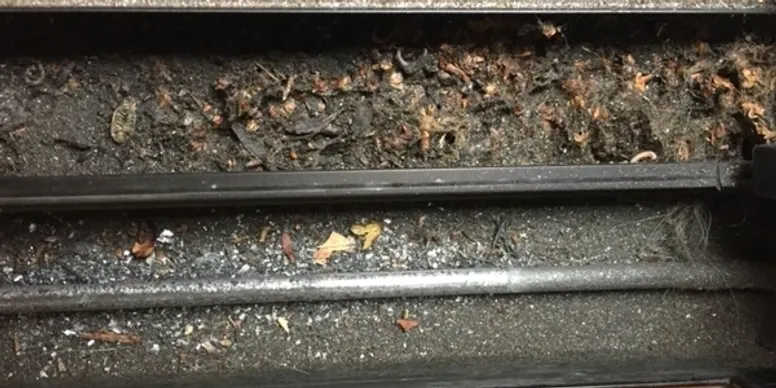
[0,0,774,13]
[0,262,769,314]
[0,161,750,211]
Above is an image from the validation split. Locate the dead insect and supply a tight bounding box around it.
[110,97,139,144]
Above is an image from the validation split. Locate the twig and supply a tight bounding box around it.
[282,75,296,101]
[257,63,279,84]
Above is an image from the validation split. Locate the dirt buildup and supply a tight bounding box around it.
[0,14,774,175]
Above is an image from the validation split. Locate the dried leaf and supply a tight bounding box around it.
[395,319,419,333]
[741,101,765,119]
[711,75,734,91]
[389,71,404,90]
[350,222,382,250]
[590,105,609,122]
[156,88,172,108]
[79,330,141,345]
[313,232,354,265]
[280,232,296,263]
[676,140,691,161]
[131,240,154,259]
[632,73,654,93]
[200,340,216,353]
[259,227,270,243]
[741,67,762,89]
[755,121,776,141]
[572,130,590,145]
[277,317,290,334]
[539,22,558,39]
[110,97,138,144]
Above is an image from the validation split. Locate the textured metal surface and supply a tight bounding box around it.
[0,0,773,12]
[0,162,749,211]
[0,262,769,314]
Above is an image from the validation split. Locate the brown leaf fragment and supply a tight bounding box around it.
[741,67,762,89]
[281,232,296,263]
[131,235,155,259]
[313,232,354,265]
[395,318,419,333]
[131,229,155,259]
[156,88,172,108]
[572,130,590,145]
[711,75,734,91]
[79,330,141,345]
[443,63,470,83]
[741,101,765,119]
[632,73,654,93]
[755,121,776,141]
[350,222,382,250]
[676,140,691,161]
[388,71,404,90]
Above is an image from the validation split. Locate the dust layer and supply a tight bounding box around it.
[0,197,757,286]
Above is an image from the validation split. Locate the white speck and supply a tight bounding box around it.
[13,274,22,283]
[685,313,692,319]
[238,264,251,274]
[151,344,160,353]
[28,223,36,233]
[157,229,174,244]
[2,266,12,275]
[39,370,48,379]
[123,250,131,257]
[384,219,392,224]
[104,367,111,373]
[87,340,95,347]
[63,330,77,336]
[211,184,218,190]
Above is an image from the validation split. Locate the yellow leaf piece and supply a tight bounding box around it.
[313,232,354,265]
[277,317,290,334]
[350,222,382,250]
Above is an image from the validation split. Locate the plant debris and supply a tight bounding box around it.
[130,230,155,259]
[110,97,138,144]
[350,222,382,250]
[280,232,296,263]
[79,330,142,345]
[276,317,290,334]
[4,15,776,178]
[200,340,216,353]
[395,310,419,333]
[630,150,658,163]
[313,232,355,265]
